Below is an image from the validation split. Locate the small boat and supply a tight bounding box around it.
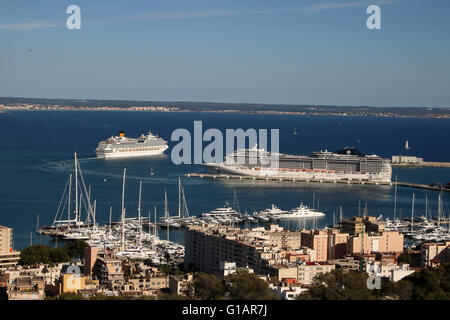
[150,164,155,176]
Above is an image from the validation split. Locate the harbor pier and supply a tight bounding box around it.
[185,173,450,192]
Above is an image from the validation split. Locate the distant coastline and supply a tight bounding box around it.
[1,97,449,119]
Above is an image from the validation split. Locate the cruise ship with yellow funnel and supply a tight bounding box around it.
[95,130,168,159]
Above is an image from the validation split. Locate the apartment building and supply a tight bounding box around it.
[301,230,328,261]
[0,226,20,272]
[366,261,415,282]
[342,216,385,235]
[127,275,168,291]
[1,263,68,286]
[347,231,403,255]
[92,255,124,289]
[184,224,302,274]
[301,229,349,262]
[420,241,450,267]
[7,276,45,300]
[274,262,336,285]
[169,274,194,296]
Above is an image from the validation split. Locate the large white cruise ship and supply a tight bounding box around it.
[95,130,168,159]
[204,147,392,183]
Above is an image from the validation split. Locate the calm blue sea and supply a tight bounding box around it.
[0,111,449,249]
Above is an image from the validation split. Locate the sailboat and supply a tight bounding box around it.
[150,164,155,176]
[292,127,298,135]
[405,140,410,150]
[158,186,181,229]
[49,153,95,231]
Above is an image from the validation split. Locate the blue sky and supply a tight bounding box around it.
[0,0,449,107]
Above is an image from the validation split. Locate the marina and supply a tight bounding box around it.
[2,111,450,252]
[37,153,185,264]
[1,0,450,303]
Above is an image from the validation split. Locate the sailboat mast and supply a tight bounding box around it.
[411,193,415,232]
[438,192,442,227]
[74,153,78,223]
[312,192,315,210]
[87,185,91,223]
[68,174,72,223]
[78,192,82,224]
[164,187,169,241]
[358,200,361,217]
[121,168,127,250]
[178,177,181,219]
[233,189,241,214]
[148,211,151,235]
[393,175,397,221]
[138,180,142,223]
[181,183,189,218]
[93,200,97,229]
[109,207,112,234]
[425,194,428,220]
[154,205,157,237]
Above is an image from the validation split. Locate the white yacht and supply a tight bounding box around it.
[201,202,241,224]
[254,204,287,221]
[272,203,325,219]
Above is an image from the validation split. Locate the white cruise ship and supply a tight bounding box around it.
[272,203,325,219]
[204,147,392,183]
[96,130,168,159]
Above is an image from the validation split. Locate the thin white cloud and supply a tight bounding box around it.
[0,21,61,31]
[86,9,240,27]
[302,0,396,12]
[0,1,397,31]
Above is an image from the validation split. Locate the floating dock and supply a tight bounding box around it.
[185,173,450,192]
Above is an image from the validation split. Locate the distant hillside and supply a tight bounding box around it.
[1,96,449,118]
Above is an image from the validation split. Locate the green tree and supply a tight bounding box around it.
[63,240,88,259]
[379,279,413,300]
[402,263,450,300]
[297,269,374,300]
[20,244,71,266]
[20,245,52,265]
[49,247,70,263]
[224,271,276,300]
[397,253,412,265]
[193,274,225,300]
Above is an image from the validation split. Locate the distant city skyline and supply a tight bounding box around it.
[1,0,449,108]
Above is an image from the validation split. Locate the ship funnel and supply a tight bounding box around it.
[119,131,125,137]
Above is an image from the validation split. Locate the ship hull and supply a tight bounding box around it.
[275,212,325,219]
[96,146,168,159]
